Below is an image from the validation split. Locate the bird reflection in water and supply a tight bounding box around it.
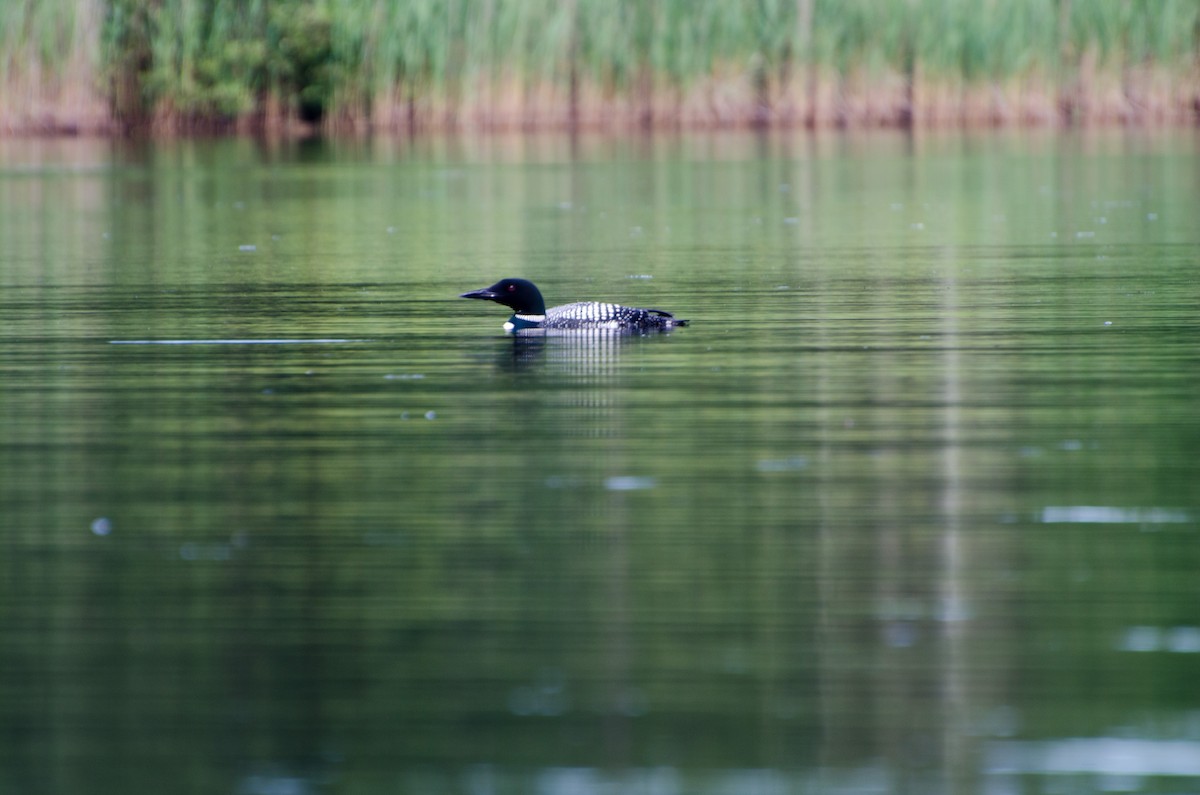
[496,326,680,377]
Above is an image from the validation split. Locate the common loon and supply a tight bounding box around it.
[460,278,688,333]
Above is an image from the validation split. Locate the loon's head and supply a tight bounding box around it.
[460,278,547,315]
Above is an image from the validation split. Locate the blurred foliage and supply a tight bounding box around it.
[96,0,340,127]
[4,0,1200,129]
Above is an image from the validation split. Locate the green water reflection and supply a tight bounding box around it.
[2,131,1199,794]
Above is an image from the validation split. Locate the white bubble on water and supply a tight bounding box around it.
[605,476,656,491]
[1165,627,1200,653]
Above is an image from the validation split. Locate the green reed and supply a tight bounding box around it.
[4,0,1199,132]
[0,0,105,131]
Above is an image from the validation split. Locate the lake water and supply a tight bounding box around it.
[1,130,1198,795]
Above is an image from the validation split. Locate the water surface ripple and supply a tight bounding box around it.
[2,132,1198,795]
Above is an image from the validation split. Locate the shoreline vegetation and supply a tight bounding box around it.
[3,0,1199,137]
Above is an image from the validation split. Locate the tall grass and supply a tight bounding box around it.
[0,0,107,132]
[4,0,1200,134]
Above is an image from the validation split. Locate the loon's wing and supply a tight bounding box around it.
[544,301,687,330]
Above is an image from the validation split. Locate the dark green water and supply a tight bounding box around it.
[2,131,1198,794]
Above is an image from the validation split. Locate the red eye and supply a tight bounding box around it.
[507,284,516,292]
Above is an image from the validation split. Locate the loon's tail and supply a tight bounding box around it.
[647,308,689,327]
